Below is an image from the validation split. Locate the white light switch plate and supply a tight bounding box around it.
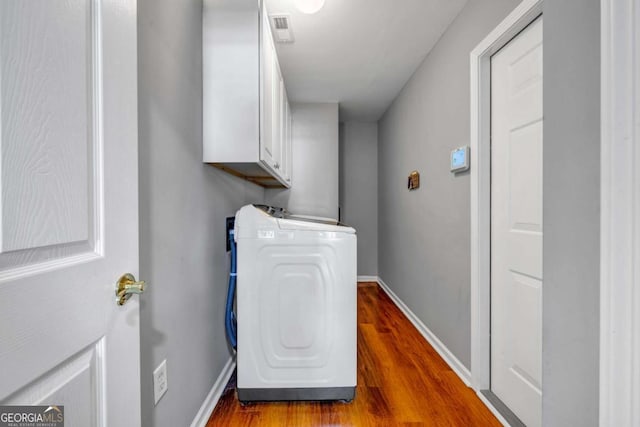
[153,359,168,405]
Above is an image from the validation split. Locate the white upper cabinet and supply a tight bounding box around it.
[203,0,292,188]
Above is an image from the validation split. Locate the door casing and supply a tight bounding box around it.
[469,0,543,397]
[599,0,640,425]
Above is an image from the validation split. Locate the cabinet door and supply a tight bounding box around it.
[271,59,283,173]
[287,98,292,182]
[260,6,277,168]
[281,92,292,184]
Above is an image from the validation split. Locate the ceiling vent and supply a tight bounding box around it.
[270,14,294,43]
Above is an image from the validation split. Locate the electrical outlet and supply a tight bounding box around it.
[153,359,168,405]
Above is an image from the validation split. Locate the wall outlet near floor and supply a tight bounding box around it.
[153,359,168,405]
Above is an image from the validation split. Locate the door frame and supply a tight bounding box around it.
[599,0,640,425]
[469,0,543,392]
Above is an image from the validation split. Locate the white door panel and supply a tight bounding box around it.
[509,122,543,231]
[507,232,543,279]
[0,1,140,426]
[3,345,102,426]
[491,16,543,427]
[0,0,96,269]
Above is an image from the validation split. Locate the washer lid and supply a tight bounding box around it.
[277,216,356,233]
[251,204,356,233]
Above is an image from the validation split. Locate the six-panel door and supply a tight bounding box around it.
[490,16,543,427]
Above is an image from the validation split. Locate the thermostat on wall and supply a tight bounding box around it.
[450,146,470,173]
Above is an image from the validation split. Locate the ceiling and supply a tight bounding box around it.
[265,0,467,122]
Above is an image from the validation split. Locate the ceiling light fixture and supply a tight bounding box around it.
[295,0,325,14]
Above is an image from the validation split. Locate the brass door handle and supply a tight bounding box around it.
[116,273,146,306]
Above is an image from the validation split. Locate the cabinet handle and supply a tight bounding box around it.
[274,162,280,169]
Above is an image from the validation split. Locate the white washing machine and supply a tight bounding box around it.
[234,204,357,402]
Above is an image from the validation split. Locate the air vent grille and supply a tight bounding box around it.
[273,16,289,30]
[270,14,294,43]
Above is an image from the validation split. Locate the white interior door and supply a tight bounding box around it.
[0,1,141,426]
[490,16,543,427]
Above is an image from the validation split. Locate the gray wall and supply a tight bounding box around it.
[542,0,600,425]
[137,1,264,426]
[377,0,521,369]
[339,122,378,276]
[266,103,339,219]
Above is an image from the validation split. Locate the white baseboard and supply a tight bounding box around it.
[190,356,236,427]
[376,277,472,386]
[357,275,379,282]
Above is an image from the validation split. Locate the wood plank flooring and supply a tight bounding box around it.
[207,282,500,426]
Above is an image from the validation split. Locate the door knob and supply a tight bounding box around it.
[116,273,146,306]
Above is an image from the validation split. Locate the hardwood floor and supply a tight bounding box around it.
[207,282,500,426]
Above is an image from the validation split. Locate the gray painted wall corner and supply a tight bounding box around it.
[339,121,379,276]
[138,0,264,425]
